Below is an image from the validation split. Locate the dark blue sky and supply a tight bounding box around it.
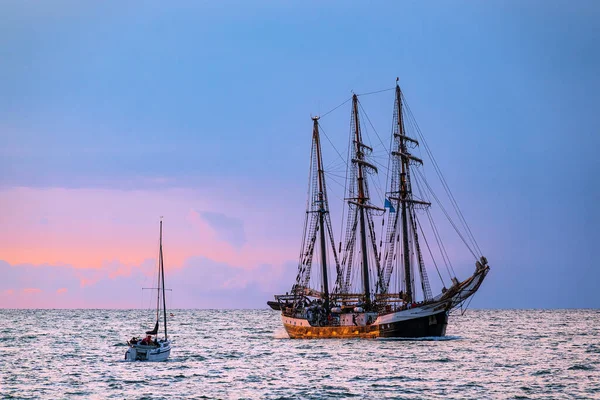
[1,1,599,308]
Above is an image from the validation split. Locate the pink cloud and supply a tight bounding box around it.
[79,277,96,288]
[0,184,311,308]
[0,256,297,309]
[0,186,299,274]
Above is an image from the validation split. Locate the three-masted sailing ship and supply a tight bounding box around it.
[125,219,172,360]
[269,80,490,338]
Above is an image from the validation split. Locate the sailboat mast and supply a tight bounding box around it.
[352,94,371,308]
[160,219,168,340]
[396,85,413,303]
[313,117,330,310]
[155,233,161,324]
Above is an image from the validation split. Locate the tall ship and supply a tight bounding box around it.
[269,80,490,338]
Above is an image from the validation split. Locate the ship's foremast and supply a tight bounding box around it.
[314,117,330,311]
[291,115,341,311]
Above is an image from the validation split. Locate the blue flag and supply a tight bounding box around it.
[384,198,395,213]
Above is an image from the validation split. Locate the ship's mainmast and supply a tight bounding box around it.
[352,94,372,309]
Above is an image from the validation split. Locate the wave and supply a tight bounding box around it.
[568,364,594,371]
[377,335,462,341]
[273,328,290,339]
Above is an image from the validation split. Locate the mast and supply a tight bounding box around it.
[396,85,413,303]
[155,247,160,324]
[313,117,330,310]
[159,218,168,340]
[293,116,342,306]
[352,94,371,308]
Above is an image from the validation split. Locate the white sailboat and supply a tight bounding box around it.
[125,219,172,361]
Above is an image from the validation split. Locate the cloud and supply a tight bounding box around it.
[0,256,297,309]
[0,186,304,308]
[198,210,246,249]
[0,187,298,271]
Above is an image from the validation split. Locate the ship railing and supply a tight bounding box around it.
[330,293,364,299]
[373,294,440,314]
[274,294,298,301]
[288,286,323,298]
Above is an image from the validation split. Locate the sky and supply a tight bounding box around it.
[1,0,599,309]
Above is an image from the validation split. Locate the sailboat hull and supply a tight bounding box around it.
[125,340,171,362]
[282,308,448,339]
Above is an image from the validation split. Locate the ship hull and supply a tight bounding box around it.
[282,308,448,339]
[378,310,447,338]
[277,262,489,339]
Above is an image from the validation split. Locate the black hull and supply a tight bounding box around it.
[378,310,448,338]
[282,310,449,339]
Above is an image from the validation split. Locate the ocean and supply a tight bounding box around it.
[1,309,598,399]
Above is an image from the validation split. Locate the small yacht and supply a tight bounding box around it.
[125,219,172,361]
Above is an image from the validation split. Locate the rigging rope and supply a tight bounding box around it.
[356,102,390,211]
[415,214,445,286]
[412,172,456,279]
[403,95,483,257]
[338,113,354,275]
[427,206,456,279]
[295,138,316,288]
[358,101,390,154]
[320,97,352,119]
[356,87,396,97]
[318,123,348,171]
[415,168,478,260]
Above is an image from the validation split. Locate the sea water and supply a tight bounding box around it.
[0,309,598,399]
